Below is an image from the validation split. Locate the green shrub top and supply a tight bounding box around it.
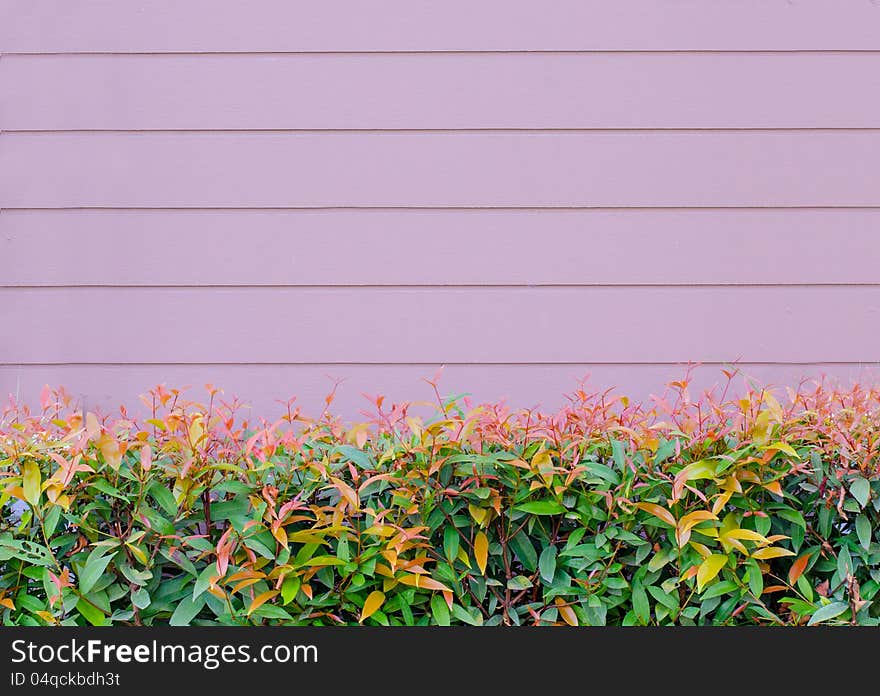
[2,376,880,626]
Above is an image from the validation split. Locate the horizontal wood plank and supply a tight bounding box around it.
[6,53,880,129]
[4,131,880,208]
[2,287,878,364]
[3,1,879,53]
[3,209,880,286]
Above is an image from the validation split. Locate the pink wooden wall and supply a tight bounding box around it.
[2,1,879,417]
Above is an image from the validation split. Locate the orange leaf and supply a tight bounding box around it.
[330,477,359,509]
[788,552,812,585]
[635,503,676,528]
[762,480,783,496]
[247,590,279,616]
[762,585,788,594]
[231,578,263,594]
[398,574,451,593]
[554,597,578,626]
[474,531,489,575]
[677,510,717,534]
[359,591,385,623]
[272,525,288,547]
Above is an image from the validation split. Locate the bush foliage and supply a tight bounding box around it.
[2,374,880,626]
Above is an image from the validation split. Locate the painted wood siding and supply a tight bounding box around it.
[2,1,879,415]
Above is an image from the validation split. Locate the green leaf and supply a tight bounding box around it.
[332,445,375,470]
[450,603,483,626]
[131,588,151,610]
[192,564,217,600]
[851,477,871,509]
[514,500,565,516]
[42,505,62,537]
[443,525,460,562]
[281,575,301,605]
[76,599,106,626]
[808,601,850,626]
[169,594,206,626]
[856,514,872,551]
[647,585,679,613]
[610,439,627,472]
[538,545,557,584]
[509,531,538,573]
[251,605,294,621]
[747,560,763,599]
[776,508,806,529]
[148,482,178,517]
[701,580,738,601]
[78,548,116,595]
[431,595,451,626]
[0,537,53,566]
[632,581,650,624]
[87,478,128,501]
[837,544,853,580]
[507,575,533,591]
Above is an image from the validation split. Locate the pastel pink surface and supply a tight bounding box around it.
[2,2,878,417]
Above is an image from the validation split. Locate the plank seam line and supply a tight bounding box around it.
[2,283,879,290]
[5,206,880,212]
[1,361,876,368]
[6,49,880,57]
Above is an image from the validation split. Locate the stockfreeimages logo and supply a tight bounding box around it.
[10,639,318,671]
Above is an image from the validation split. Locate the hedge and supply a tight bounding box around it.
[2,376,880,626]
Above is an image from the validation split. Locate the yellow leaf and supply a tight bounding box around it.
[22,460,41,507]
[360,591,385,623]
[712,489,733,516]
[374,563,394,578]
[554,597,578,626]
[247,590,279,615]
[468,504,487,526]
[720,475,742,493]
[189,415,206,448]
[85,412,101,439]
[97,433,122,471]
[751,547,796,560]
[635,502,676,528]
[675,460,717,484]
[474,531,489,575]
[689,541,712,559]
[697,554,728,592]
[0,597,14,611]
[764,441,799,458]
[762,391,785,422]
[532,451,555,484]
[125,543,148,564]
[752,410,773,443]
[722,528,769,545]
[405,417,423,439]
